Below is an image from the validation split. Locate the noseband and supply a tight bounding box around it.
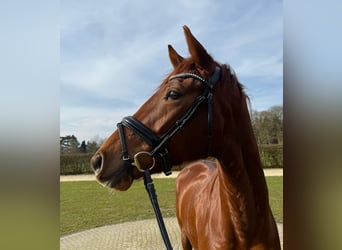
[117,66,221,175]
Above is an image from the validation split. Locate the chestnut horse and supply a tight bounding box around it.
[177,158,280,250]
[91,26,280,249]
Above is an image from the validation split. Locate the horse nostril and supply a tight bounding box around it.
[91,153,103,175]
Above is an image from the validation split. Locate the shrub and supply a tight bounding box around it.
[258,144,283,168]
[60,145,283,175]
[60,153,93,175]
[171,145,283,171]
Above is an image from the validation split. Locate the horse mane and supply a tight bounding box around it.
[217,64,264,246]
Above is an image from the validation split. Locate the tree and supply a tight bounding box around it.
[251,105,283,145]
[79,140,87,153]
[269,105,283,144]
[86,135,105,153]
[60,135,80,153]
[86,140,99,153]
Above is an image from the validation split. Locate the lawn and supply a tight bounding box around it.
[60,177,282,236]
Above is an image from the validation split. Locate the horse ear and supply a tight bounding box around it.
[183,25,216,72]
[168,44,184,68]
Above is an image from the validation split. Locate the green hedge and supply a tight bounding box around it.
[60,153,94,175]
[258,144,283,168]
[60,145,283,175]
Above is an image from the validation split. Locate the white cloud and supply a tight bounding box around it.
[60,106,138,142]
[236,52,283,78]
[60,0,283,140]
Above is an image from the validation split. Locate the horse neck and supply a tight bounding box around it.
[212,106,270,245]
[215,102,269,216]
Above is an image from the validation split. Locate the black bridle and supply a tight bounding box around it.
[115,66,221,249]
[116,66,221,175]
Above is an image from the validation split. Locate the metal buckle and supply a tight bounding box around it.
[122,154,130,161]
[132,151,156,172]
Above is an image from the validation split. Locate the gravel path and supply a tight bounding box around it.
[61,217,283,250]
[60,168,283,182]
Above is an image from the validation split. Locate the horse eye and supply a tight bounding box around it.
[166,90,181,100]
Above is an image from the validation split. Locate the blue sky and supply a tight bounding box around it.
[60,0,283,142]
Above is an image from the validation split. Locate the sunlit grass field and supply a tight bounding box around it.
[60,177,282,236]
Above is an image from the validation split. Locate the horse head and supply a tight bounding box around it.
[91,26,245,190]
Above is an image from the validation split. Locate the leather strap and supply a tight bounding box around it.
[117,66,221,175]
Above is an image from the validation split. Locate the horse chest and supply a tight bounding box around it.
[177,164,241,249]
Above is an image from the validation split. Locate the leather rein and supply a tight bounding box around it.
[116,66,221,249]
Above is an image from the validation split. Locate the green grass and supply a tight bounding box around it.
[60,177,282,236]
[266,176,283,222]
